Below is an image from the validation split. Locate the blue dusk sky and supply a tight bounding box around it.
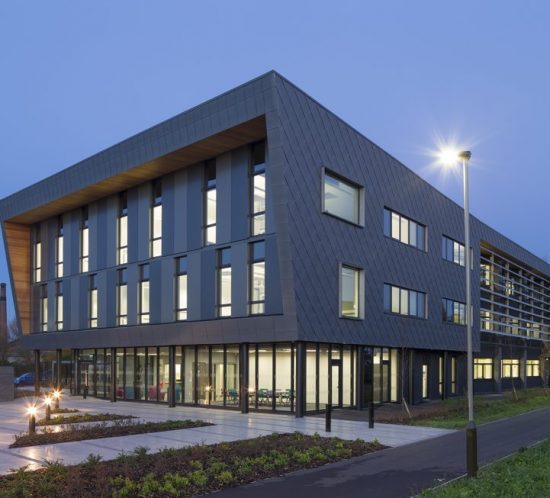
[1,1,549,318]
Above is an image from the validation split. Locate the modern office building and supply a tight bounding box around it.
[0,71,548,416]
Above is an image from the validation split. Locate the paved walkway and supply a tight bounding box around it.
[0,394,452,474]
[219,406,550,498]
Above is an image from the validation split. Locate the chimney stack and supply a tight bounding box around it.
[0,284,7,343]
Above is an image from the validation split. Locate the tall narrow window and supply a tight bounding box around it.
[89,274,98,328]
[117,191,128,265]
[251,141,266,236]
[340,265,362,318]
[80,207,89,273]
[33,232,42,283]
[175,257,188,321]
[451,356,457,394]
[151,180,162,257]
[139,264,150,324]
[40,284,48,332]
[56,216,64,278]
[204,160,217,245]
[217,248,231,317]
[249,241,266,315]
[117,268,128,326]
[55,281,63,331]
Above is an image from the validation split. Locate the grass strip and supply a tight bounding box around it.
[0,432,383,498]
[423,438,550,497]
[386,388,550,429]
[11,419,211,448]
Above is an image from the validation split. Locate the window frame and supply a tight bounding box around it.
[474,358,493,380]
[250,141,267,237]
[204,159,217,246]
[249,241,266,315]
[138,263,150,324]
[150,180,163,258]
[442,298,466,325]
[89,274,98,328]
[383,283,427,319]
[117,268,128,326]
[117,191,128,265]
[321,167,364,227]
[217,248,232,318]
[56,216,64,278]
[383,207,427,251]
[55,280,63,331]
[339,263,364,320]
[80,207,89,273]
[175,257,188,321]
[501,358,520,378]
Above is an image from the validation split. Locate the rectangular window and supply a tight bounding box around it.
[383,208,426,250]
[217,248,232,317]
[384,284,427,318]
[117,191,128,265]
[451,356,457,394]
[442,298,466,325]
[55,281,63,331]
[40,284,48,332]
[323,170,362,225]
[175,257,188,321]
[526,359,540,377]
[80,207,89,273]
[251,141,266,236]
[151,180,162,257]
[138,264,150,324]
[442,235,472,268]
[204,160,217,245]
[89,274,98,328]
[340,265,362,318]
[117,268,128,326]
[33,236,42,283]
[249,241,265,315]
[502,359,520,378]
[56,216,64,278]
[474,358,493,379]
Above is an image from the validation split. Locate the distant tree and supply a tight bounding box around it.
[7,317,20,341]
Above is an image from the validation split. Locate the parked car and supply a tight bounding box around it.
[14,373,34,386]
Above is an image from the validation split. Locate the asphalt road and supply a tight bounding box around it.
[217,406,550,498]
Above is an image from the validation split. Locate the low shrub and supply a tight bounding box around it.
[0,433,384,498]
[10,419,211,448]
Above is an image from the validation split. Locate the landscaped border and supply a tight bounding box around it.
[11,419,211,448]
[0,433,384,497]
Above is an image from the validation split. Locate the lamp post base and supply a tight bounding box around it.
[466,421,478,478]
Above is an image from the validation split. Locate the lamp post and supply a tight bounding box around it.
[439,148,477,477]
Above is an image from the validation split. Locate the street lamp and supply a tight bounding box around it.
[438,147,477,478]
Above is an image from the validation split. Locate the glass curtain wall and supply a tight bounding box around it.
[305,343,357,412]
[249,343,295,412]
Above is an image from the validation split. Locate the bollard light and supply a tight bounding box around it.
[52,389,62,410]
[43,396,52,421]
[27,405,37,434]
